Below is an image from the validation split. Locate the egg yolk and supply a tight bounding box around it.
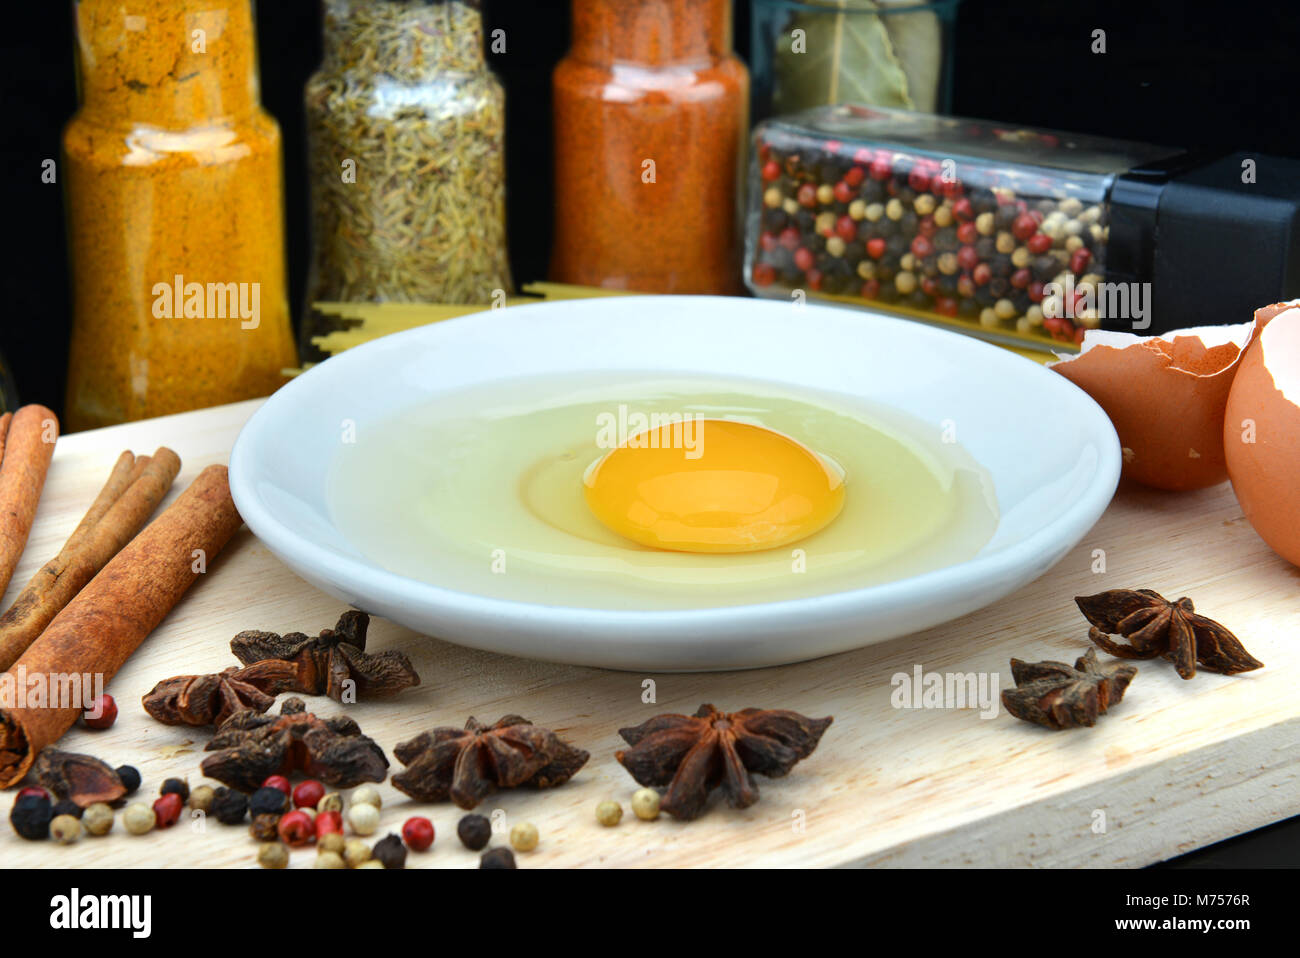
[583,419,845,553]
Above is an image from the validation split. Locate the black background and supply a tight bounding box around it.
[1,0,1298,867]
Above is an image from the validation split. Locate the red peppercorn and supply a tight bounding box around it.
[957,274,976,298]
[956,245,979,272]
[759,231,777,253]
[835,215,857,243]
[917,215,937,239]
[833,180,853,204]
[908,166,930,193]
[1043,316,1064,335]
[17,786,48,801]
[277,810,314,847]
[778,227,800,250]
[292,779,325,809]
[751,262,776,287]
[261,775,291,796]
[859,279,881,300]
[952,197,974,222]
[315,810,344,838]
[1026,232,1052,255]
[805,268,823,291]
[793,247,814,272]
[844,165,865,187]
[82,693,117,730]
[153,792,183,829]
[869,156,893,181]
[866,238,887,260]
[1012,213,1038,242]
[1028,280,1045,303]
[1010,268,1032,289]
[910,235,934,259]
[1070,248,1092,275]
[920,276,940,297]
[761,160,781,182]
[402,816,435,852]
[853,147,874,164]
[972,263,992,286]
[934,297,959,317]
[938,177,964,200]
[796,183,817,208]
[956,222,978,246]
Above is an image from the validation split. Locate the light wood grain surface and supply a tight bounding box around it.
[2,399,1298,868]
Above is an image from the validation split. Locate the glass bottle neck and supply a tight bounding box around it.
[321,0,487,77]
[570,0,733,66]
[73,0,262,127]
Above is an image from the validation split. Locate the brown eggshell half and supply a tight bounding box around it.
[1050,323,1254,490]
[1224,307,1300,566]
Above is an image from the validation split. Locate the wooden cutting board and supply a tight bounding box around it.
[3,399,1298,868]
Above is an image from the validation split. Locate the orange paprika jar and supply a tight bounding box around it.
[551,0,749,294]
[63,0,298,430]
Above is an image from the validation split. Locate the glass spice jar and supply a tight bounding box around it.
[301,0,511,358]
[63,0,298,431]
[551,0,750,294]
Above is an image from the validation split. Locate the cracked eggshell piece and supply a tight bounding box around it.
[1049,322,1255,490]
[1224,306,1300,566]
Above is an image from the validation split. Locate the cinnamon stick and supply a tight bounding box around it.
[0,405,58,599]
[0,448,181,671]
[0,412,12,466]
[0,465,242,787]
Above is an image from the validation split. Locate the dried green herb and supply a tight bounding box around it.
[303,0,511,348]
[1001,648,1137,730]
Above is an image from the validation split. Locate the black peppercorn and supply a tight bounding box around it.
[934,228,959,252]
[988,276,1010,298]
[885,234,907,258]
[990,254,1013,278]
[920,256,940,279]
[10,794,53,841]
[762,208,787,232]
[794,210,815,233]
[974,236,997,260]
[897,186,917,207]
[480,847,517,869]
[457,814,492,851]
[899,211,918,235]
[160,778,189,803]
[372,833,407,870]
[818,161,840,183]
[974,286,996,307]
[859,179,883,203]
[907,290,932,309]
[211,787,249,825]
[115,765,141,795]
[958,297,980,317]
[1033,255,1059,282]
[971,189,998,215]
[52,799,83,819]
[249,813,281,842]
[876,217,899,238]
[842,241,865,266]
[937,274,959,296]
[249,786,289,817]
[1012,290,1032,313]
[877,284,901,304]
[993,204,1018,230]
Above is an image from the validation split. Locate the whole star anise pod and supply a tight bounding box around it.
[201,697,389,791]
[142,665,285,727]
[1001,648,1138,730]
[230,610,419,702]
[1076,589,1263,680]
[391,715,589,809]
[616,704,833,820]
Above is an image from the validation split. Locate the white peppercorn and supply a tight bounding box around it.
[347,802,381,836]
[123,803,155,835]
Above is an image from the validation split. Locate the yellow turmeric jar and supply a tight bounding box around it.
[63,0,297,430]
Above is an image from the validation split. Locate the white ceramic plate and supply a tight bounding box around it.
[230,296,1119,671]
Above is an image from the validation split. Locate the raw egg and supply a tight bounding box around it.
[1051,323,1255,490]
[582,419,845,553]
[1224,305,1300,566]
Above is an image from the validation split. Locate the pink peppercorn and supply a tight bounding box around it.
[402,817,435,852]
[832,180,853,204]
[972,263,992,286]
[911,235,934,259]
[1027,233,1052,255]
[843,165,865,187]
[1012,213,1038,242]
[761,160,781,182]
[956,245,979,272]
[794,247,814,272]
[952,198,974,221]
[82,694,117,730]
[796,183,817,208]
[1070,248,1092,275]
[153,792,183,829]
[315,810,344,839]
[292,779,325,809]
[866,238,887,260]
[278,810,315,847]
[956,222,978,246]
[835,215,857,242]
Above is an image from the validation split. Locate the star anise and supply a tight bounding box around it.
[1076,589,1263,680]
[616,704,833,820]
[1001,648,1138,730]
[200,697,389,791]
[391,715,590,809]
[230,610,420,702]
[142,665,286,727]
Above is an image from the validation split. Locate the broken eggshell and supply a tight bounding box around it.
[1049,323,1255,490]
[1224,306,1300,566]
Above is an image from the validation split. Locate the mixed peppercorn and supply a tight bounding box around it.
[748,134,1110,345]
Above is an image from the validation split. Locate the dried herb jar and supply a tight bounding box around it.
[551,0,750,294]
[302,0,511,355]
[63,0,297,430]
